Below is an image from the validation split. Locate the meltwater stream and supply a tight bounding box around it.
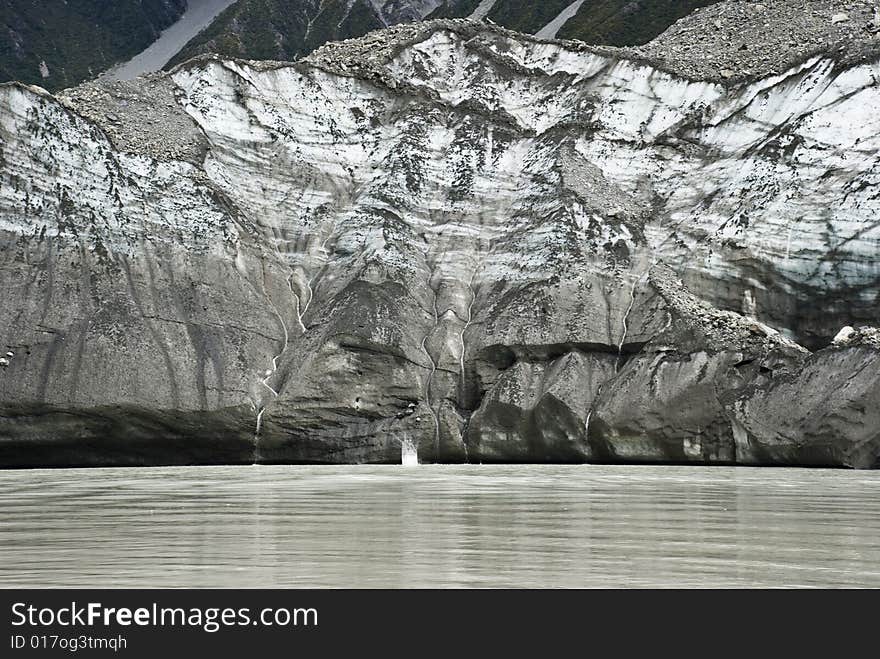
[1,465,878,588]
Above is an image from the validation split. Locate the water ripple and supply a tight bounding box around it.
[0,465,878,588]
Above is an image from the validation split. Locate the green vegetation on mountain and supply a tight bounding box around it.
[429,0,721,45]
[0,0,187,90]
[486,1,573,34]
[167,0,312,64]
[166,0,385,68]
[428,0,574,33]
[427,0,483,20]
[558,0,720,46]
[167,0,723,72]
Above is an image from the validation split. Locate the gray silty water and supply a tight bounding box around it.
[99,0,237,81]
[1,465,878,588]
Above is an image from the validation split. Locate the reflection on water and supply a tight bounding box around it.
[1,465,878,588]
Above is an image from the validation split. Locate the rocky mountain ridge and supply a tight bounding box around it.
[0,5,878,468]
[633,0,880,82]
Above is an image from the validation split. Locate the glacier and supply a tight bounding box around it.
[0,20,877,467]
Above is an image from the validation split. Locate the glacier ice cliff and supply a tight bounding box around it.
[0,19,878,467]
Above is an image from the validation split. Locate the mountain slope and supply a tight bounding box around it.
[1,5,879,468]
[430,0,721,44]
[168,0,721,69]
[166,0,443,67]
[471,1,574,35]
[557,0,720,45]
[0,0,187,90]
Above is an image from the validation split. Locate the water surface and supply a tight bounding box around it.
[1,465,878,588]
[99,0,237,81]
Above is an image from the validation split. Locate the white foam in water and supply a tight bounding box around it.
[401,440,419,467]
